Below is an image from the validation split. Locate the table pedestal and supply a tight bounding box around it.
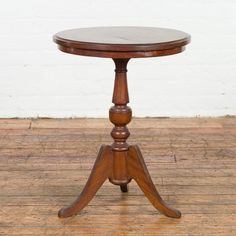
[58,59,181,219]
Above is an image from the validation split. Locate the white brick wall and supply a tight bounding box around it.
[0,0,236,118]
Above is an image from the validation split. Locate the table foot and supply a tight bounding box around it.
[120,184,128,193]
[58,145,112,218]
[127,145,181,218]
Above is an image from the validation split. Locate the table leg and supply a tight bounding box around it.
[58,58,181,218]
[120,184,128,193]
[58,145,112,218]
[128,145,181,218]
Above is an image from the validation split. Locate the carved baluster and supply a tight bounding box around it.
[109,59,132,186]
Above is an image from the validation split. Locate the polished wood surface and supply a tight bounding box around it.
[52,27,191,218]
[54,26,190,58]
[0,118,236,235]
[54,58,181,218]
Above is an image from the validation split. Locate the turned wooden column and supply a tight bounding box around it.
[109,59,132,188]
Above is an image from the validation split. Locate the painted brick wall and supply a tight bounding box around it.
[0,0,235,117]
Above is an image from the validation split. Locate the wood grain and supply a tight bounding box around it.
[53,26,190,50]
[53,26,190,58]
[0,117,236,235]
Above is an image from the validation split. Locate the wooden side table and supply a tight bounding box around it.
[53,26,190,218]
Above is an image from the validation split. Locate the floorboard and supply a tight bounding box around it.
[0,117,236,235]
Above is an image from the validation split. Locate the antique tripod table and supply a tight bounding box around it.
[53,26,190,218]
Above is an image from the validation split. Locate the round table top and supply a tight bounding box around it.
[53,26,190,58]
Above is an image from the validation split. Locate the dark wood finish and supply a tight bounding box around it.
[54,26,190,58]
[53,26,190,218]
[120,184,128,193]
[128,145,181,218]
[58,145,112,218]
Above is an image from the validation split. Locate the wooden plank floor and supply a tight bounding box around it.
[0,117,236,235]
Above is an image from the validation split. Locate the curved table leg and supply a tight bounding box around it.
[120,184,128,193]
[127,145,181,218]
[58,145,112,218]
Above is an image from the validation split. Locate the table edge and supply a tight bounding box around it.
[56,44,187,58]
[53,34,190,53]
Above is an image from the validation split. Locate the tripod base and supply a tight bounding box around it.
[58,145,181,219]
